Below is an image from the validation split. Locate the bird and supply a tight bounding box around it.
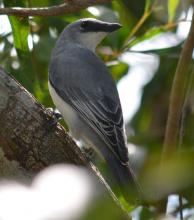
[48,18,141,200]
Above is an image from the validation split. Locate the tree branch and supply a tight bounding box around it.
[156,7,194,216]
[0,67,86,171]
[0,66,129,219]
[0,0,111,17]
[162,9,194,157]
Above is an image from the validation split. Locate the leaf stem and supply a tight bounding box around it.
[162,9,194,158]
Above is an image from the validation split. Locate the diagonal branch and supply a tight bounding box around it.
[0,0,111,17]
[0,66,129,219]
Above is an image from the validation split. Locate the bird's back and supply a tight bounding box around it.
[49,43,119,100]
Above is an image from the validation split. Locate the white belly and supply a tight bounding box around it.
[48,81,104,158]
[48,81,80,138]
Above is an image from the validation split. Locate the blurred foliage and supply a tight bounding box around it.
[1,0,194,219]
[130,44,182,151]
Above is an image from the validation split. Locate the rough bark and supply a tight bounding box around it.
[0,66,129,219]
[0,67,87,172]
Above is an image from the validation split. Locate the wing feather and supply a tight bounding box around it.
[54,85,129,163]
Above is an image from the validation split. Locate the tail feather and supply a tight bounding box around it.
[104,152,142,203]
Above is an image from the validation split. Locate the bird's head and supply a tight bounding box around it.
[61,18,122,52]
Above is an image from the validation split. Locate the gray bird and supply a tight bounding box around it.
[48,18,140,198]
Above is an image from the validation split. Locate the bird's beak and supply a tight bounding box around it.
[90,21,122,33]
[105,23,122,32]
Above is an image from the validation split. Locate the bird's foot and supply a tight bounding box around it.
[45,108,62,129]
[82,146,95,161]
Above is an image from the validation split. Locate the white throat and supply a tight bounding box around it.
[79,32,107,52]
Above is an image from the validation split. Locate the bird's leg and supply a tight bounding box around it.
[45,107,62,129]
[81,145,96,161]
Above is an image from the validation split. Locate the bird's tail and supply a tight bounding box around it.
[104,152,142,203]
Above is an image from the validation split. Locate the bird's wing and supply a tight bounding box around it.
[57,86,129,163]
[49,46,129,163]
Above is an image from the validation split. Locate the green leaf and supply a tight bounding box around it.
[139,207,154,220]
[3,0,27,7]
[113,1,137,28]
[28,0,50,7]
[108,61,129,82]
[8,16,29,51]
[168,0,180,22]
[125,26,166,49]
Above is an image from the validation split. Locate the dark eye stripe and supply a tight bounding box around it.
[80,20,105,32]
[80,20,121,33]
[81,21,87,28]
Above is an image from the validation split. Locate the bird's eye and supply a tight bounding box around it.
[80,21,87,29]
